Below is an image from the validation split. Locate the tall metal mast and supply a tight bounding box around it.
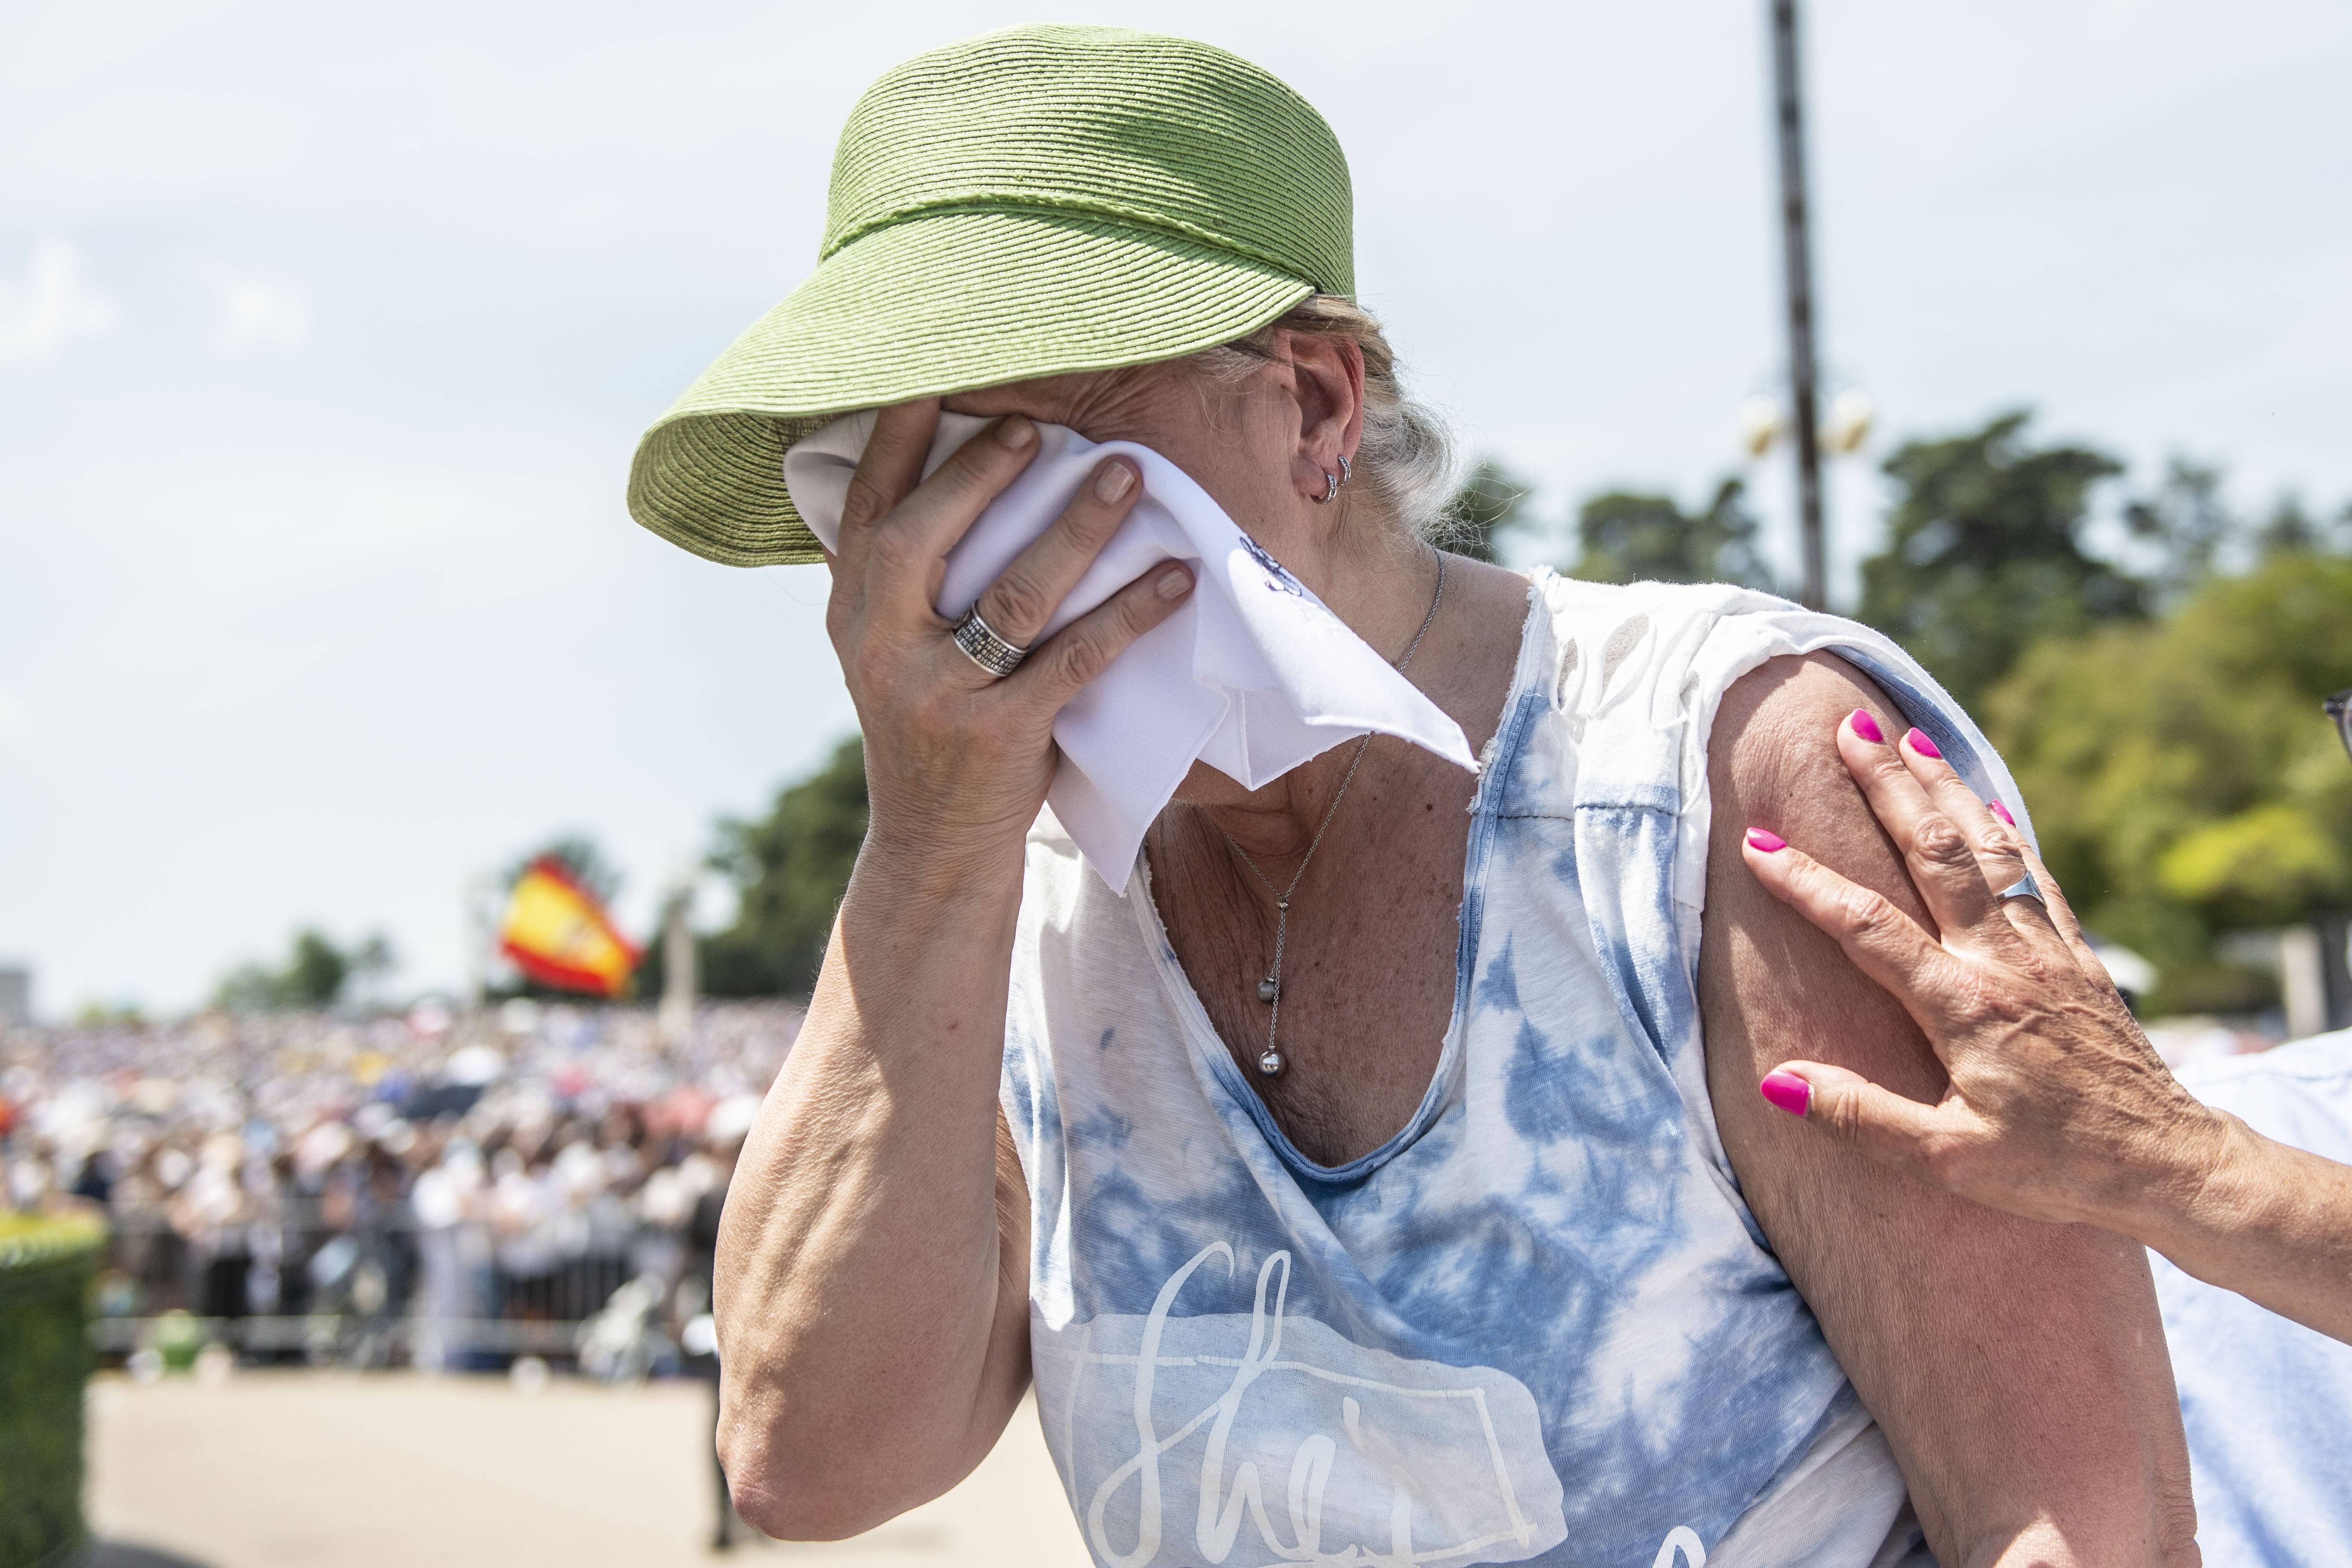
[1770,0,1826,609]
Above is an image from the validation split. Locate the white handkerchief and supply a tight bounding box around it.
[784,411,1476,890]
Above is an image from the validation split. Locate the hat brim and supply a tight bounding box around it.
[627,208,1315,567]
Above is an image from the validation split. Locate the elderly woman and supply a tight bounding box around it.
[629,26,2194,1568]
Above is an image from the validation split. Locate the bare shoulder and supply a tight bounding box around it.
[1696,654,2194,1553]
[1699,652,1950,1189]
[1708,652,1915,882]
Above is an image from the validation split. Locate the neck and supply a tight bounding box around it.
[1187,739,1374,865]
[1174,538,1446,862]
[1287,511,1441,658]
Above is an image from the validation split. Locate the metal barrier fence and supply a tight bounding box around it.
[89,1314,600,1361]
[90,1212,702,1372]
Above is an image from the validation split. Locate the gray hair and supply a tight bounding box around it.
[1189,296,1460,542]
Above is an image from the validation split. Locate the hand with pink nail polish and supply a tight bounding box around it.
[1740,698,2352,1348]
[1712,656,2201,1557]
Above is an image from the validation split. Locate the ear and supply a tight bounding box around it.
[1280,330,1366,502]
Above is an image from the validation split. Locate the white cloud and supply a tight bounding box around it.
[0,237,122,369]
[203,267,312,361]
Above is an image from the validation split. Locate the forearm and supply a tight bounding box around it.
[701,395,1185,1533]
[2127,1110,2352,1345]
[713,828,1031,1534]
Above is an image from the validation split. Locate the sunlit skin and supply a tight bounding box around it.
[1743,714,2352,1348]
[942,345,1526,1159]
[711,331,2199,1565]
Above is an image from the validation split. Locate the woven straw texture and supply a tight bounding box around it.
[627,25,1355,567]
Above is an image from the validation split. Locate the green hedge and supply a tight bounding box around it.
[0,1216,104,1568]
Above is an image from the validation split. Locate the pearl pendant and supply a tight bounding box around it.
[1256,1048,1285,1077]
[1256,977,1279,1003]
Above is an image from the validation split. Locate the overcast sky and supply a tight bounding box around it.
[4,0,2348,1016]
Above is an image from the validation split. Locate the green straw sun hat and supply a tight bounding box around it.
[626,24,1355,567]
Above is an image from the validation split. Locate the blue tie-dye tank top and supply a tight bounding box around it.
[1000,571,2033,1568]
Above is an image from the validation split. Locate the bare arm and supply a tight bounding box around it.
[2148,1119,2352,1341]
[1741,701,2352,1346]
[712,403,1193,1538]
[1700,654,2197,1568]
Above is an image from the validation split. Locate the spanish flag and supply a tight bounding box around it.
[499,857,641,997]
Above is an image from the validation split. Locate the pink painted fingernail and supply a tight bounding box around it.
[1759,1071,1812,1117]
[1989,799,2016,827]
[1849,708,1883,744]
[1745,827,1787,853]
[1905,727,1942,760]
[1093,461,1135,504]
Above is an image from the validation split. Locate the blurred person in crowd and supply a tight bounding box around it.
[583,1149,641,1316]
[411,1125,487,1372]
[692,30,2191,1568]
[111,1143,190,1313]
[492,1145,559,1322]
[1744,700,2352,1563]
[241,1145,287,1322]
[71,1148,114,1207]
[686,1117,744,1551]
[174,1134,254,1323]
[6,1131,57,1209]
[270,1149,320,1321]
[358,1139,419,1355]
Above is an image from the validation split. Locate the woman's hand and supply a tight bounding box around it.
[826,400,1195,875]
[715,401,1195,1538]
[1738,710,2225,1233]
[1743,708,2352,1348]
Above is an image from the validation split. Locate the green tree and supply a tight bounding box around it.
[1569,478,1775,591]
[2123,456,2235,610]
[2252,494,2352,560]
[1435,459,1538,564]
[214,929,394,1012]
[1987,551,2352,1012]
[1859,410,2140,708]
[697,737,870,997]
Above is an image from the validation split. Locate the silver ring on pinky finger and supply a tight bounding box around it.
[1996,872,2045,906]
[952,604,1029,678]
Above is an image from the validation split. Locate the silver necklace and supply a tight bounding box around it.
[1212,552,1447,1078]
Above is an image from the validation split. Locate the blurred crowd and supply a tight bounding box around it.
[0,999,796,1372]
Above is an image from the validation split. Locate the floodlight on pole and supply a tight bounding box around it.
[1770,0,1827,610]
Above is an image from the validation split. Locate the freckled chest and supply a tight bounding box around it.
[1147,749,1478,1167]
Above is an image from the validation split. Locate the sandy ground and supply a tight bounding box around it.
[84,1369,1095,1568]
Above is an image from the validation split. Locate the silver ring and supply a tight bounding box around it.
[1336,454,1352,487]
[951,604,1028,678]
[1312,471,1338,505]
[1996,872,2044,906]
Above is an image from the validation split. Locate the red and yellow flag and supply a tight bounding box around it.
[499,858,641,997]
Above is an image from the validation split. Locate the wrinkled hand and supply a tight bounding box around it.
[1741,712,2223,1231]
[824,401,1194,874]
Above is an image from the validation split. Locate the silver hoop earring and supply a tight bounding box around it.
[1312,471,1338,505]
[1336,454,1352,487]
